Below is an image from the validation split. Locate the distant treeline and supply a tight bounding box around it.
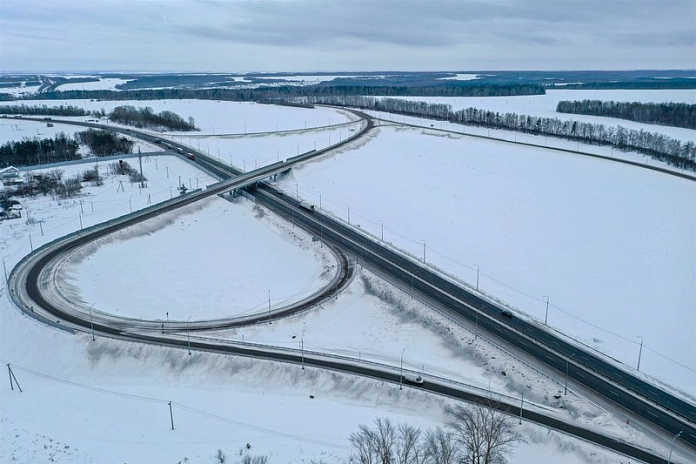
[0,133,80,167]
[0,104,92,117]
[556,100,696,130]
[108,105,198,131]
[559,80,696,90]
[310,95,696,171]
[1,130,134,168]
[5,82,545,103]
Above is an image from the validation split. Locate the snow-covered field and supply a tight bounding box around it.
[174,122,364,172]
[0,99,356,135]
[0,155,655,463]
[0,303,640,464]
[55,77,133,91]
[2,97,694,463]
[64,196,337,320]
[279,124,696,395]
[384,89,696,142]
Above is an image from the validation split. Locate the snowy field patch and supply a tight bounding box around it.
[62,196,337,320]
[0,99,356,135]
[279,125,696,394]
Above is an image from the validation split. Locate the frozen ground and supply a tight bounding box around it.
[63,196,337,320]
[0,301,642,464]
[174,122,364,172]
[209,267,660,447]
[0,154,217,266]
[0,119,160,156]
[0,99,356,135]
[381,89,696,142]
[278,124,696,395]
[0,158,653,463]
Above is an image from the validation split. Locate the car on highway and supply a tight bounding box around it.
[501,310,514,319]
[403,373,424,384]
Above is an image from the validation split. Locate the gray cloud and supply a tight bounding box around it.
[0,0,693,72]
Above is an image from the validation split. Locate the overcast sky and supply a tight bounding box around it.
[1,0,694,73]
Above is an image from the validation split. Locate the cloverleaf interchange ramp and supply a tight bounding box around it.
[4,110,695,461]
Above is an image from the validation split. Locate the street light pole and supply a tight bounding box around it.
[543,295,550,325]
[564,353,575,395]
[187,316,192,355]
[421,240,426,262]
[89,303,95,341]
[301,328,305,370]
[399,348,405,390]
[474,264,480,291]
[667,431,682,464]
[380,220,384,241]
[637,336,644,371]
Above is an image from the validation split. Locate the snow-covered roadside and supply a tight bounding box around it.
[0,164,651,464]
[278,124,696,395]
[1,155,217,272]
[206,267,659,447]
[0,303,644,464]
[173,122,364,172]
[366,110,695,177]
[62,196,337,320]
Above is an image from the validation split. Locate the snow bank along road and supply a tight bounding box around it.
[6,111,695,458]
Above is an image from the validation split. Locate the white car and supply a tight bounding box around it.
[403,374,424,385]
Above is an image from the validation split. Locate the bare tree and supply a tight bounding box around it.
[396,423,422,464]
[422,428,457,464]
[445,402,522,464]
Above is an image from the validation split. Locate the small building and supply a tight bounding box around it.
[0,166,20,181]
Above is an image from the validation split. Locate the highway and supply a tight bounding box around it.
[5,111,695,461]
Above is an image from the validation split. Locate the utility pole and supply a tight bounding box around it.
[543,295,550,325]
[7,364,22,392]
[564,353,575,395]
[422,240,426,262]
[637,336,644,371]
[138,148,144,189]
[89,303,95,341]
[667,431,682,464]
[2,257,8,285]
[519,391,524,425]
[301,328,305,370]
[168,401,175,430]
[475,264,480,291]
[399,348,405,390]
[381,221,384,241]
[268,289,271,323]
[187,316,192,355]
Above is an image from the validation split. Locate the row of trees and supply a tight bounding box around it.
[1,130,135,168]
[108,105,198,131]
[0,104,91,116]
[308,95,696,171]
[75,129,135,157]
[0,133,80,167]
[349,403,521,464]
[557,100,696,130]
